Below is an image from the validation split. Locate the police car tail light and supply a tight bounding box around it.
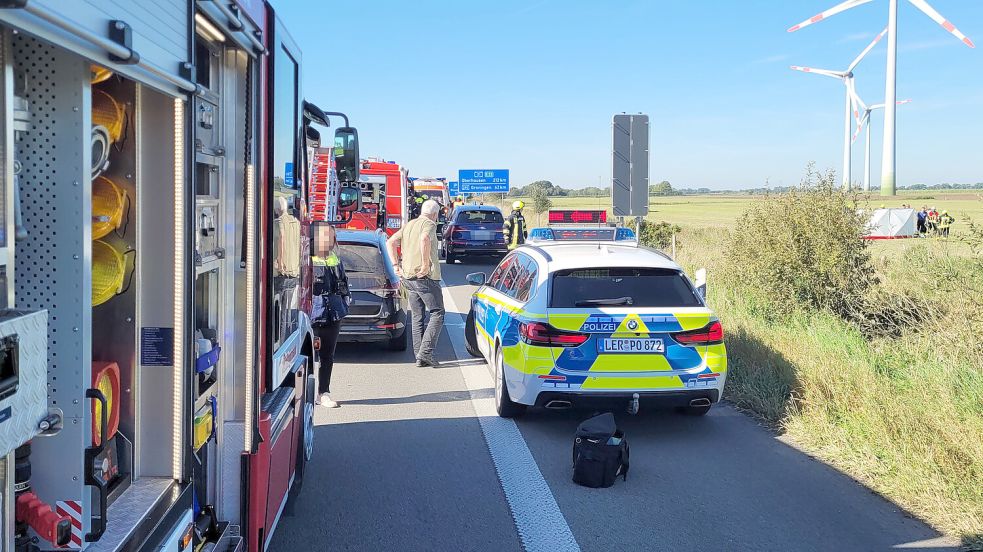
[674,321,724,346]
[519,322,588,348]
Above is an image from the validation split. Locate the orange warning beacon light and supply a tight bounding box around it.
[91,361,121,446]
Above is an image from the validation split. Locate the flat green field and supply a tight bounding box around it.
[510,192,983,257]
[523,192,983,232]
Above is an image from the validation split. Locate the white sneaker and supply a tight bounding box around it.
[319,393,339,408]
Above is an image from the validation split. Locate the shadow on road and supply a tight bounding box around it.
[337,387,493,407]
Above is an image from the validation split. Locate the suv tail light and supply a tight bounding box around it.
[674,321,723,346]
[369,281,399,298]
[451,226,468,239]
[519,322,588,347]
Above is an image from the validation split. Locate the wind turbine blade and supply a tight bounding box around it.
[853,112,869,144]
[846,79,864,125]
[896,99,913,105]
[788,0,875,33]
[790,66,847,79]
[847,27,888,72]
[847,78,867,113]
[907,0,976,48]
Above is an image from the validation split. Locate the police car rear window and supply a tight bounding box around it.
[456,210,504,224]
[549,268,702,308]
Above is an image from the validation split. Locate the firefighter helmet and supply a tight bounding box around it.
[513,200,524,210]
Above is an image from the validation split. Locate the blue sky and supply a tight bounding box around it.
[273,0,983,190]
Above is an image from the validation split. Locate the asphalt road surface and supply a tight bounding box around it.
[270,258,958,552]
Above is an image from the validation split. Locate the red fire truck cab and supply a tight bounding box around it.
[344,158,409,236]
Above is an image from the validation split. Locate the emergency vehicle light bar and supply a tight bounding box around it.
[548,209,607,225]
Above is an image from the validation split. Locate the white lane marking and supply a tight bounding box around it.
[441,282,581,552]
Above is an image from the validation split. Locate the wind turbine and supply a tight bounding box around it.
[789,0,975,196]
[852,96,912,192]
[789,28,886,190]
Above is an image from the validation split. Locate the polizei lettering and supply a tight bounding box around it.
[580,322,617,332]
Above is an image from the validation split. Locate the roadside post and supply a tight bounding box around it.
[612,114,650,231]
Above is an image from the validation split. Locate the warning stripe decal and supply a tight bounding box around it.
[56,500,83,547]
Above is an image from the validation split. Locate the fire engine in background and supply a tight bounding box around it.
[343,158,410,237]
[0,1,360,550]
[409,177,451,233]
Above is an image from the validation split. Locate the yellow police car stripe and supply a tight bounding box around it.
[674,312,712,331]
[584,353,676,373]
[705,343,728,372]
[581,375,684,390]
[546,314,590,332]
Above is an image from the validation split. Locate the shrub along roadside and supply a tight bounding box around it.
[675,175,983,547]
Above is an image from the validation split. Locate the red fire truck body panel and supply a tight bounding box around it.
[344,159,409,236]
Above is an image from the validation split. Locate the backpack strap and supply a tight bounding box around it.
[620,440,630,481]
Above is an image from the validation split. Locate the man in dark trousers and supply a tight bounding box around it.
[387,199,444,367]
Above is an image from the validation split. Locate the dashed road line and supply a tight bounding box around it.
[440,281,580,552]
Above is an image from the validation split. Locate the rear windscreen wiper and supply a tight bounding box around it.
[575,297,633,307]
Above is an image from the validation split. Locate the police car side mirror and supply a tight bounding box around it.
[694,268,707,300]
[466,272,487,287]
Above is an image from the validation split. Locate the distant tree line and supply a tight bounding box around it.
[506,180,718,198]
[900,183,983,191]
[500,179,982,198]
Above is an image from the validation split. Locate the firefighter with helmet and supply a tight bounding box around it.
[503,200,528,250]
[939,210,955,238]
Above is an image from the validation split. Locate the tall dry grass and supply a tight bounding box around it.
[671,180,983,547]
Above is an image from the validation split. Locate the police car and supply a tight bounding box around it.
[463,216,726,418]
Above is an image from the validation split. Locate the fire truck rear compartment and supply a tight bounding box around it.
[8,30,187,549]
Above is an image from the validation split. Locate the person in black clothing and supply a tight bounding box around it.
[311,224,351,408]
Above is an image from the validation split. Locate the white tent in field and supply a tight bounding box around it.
[865,208,916,239]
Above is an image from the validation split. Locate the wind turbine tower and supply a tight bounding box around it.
[788,0,974,196]
[789,29,885,190]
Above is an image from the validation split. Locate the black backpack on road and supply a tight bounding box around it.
[572,412,629,488]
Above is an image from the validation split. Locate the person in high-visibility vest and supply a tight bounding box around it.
[503,200,527,250]
[311,224,351,408]
[409,193,424,220]
[938,210,955,238]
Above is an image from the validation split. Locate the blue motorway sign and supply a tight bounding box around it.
[448,181,460,197]
[458,169,509,193]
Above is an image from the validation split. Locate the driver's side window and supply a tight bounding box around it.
[487,255,514,290]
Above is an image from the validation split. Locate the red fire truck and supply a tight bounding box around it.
[0,1,360,550]
[344,158,410,237]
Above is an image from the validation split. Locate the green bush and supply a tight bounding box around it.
[629,219,681,250]
[725,167,876,319]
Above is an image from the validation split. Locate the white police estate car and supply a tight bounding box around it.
[463,240,727,417]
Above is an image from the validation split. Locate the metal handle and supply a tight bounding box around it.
[83,389,109,542]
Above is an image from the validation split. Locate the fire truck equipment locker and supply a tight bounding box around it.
[0,0,199,548]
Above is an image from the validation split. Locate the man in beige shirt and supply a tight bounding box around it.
[387,199,443,367]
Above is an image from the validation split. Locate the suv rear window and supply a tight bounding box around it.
[456,210,503,224]
[337,242,389,287]
[549,267,702,308]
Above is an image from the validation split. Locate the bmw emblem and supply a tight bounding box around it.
[627,320,639,331]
